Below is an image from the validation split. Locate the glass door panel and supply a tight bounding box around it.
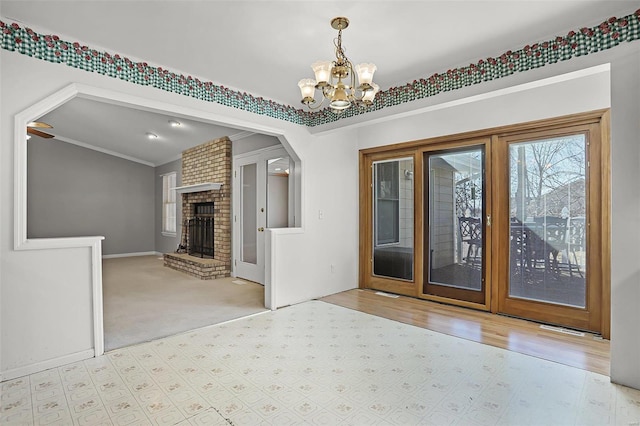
[240,163,258,264]
[424,146,485,304]
[372,158,414,281]
[508,135,587,307]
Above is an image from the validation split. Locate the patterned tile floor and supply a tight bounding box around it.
[2,301,640,425]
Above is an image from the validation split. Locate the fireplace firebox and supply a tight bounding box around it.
[188,202,214,258]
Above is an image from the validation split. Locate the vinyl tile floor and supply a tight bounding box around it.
[2,301,640,425]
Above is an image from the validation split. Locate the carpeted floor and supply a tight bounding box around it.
[102,255,266,351]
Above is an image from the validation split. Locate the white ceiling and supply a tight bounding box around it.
[37,97,253,166]
[3,1,636,165]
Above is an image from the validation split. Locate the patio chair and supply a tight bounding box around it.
[458,216,482,264]
[531,216,569,273]
[566,217,585,278]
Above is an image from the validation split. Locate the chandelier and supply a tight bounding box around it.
[298,17,379,112]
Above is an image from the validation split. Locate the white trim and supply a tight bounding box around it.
[161,232,177,238]
[14,84,79,250]
[53,135,155,167]
[265,230,275,310]
[102,251,161,259]
[229,130,255,142]
[90,239,104,357]
[171,182,223,193]
[1,349,95,382]
[15,236,104,251]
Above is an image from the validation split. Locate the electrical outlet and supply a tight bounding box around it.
[318,210,324,220]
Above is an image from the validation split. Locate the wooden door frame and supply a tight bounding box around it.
[418,138,492,311]
[360,150,420,298]
[359,109,610,337]
[492,115,610,336]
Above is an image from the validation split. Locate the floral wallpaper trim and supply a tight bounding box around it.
[1,9,639,127]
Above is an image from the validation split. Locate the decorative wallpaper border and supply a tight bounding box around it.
[1,9,639,127]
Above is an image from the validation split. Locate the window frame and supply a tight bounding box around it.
[374,160,401,246]
[161,171,177,237]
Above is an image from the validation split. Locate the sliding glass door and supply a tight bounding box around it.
[423,145,487,305]
[360,111,609,335]
[372,158,414,282]
[496,124,604,332]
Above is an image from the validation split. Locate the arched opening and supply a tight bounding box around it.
[15,83,302,355]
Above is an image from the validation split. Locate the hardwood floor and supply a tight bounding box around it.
[320,289,610,376]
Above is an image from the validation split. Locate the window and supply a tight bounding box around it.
[374,161,400,245]
[162,172,177,235]
[372,158,414,281]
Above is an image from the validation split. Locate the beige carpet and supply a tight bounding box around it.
[102,255,266,351]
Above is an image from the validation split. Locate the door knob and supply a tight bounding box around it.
[258,227,264,232]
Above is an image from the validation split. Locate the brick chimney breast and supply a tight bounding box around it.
[164,136,232,279]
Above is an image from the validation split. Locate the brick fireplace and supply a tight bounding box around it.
[163,136,232,279]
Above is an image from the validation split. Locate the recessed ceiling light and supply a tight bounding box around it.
[146,132,158,140]
[168,120,182,127]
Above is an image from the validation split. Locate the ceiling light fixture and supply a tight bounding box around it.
[146,132,158,140]
[168,120,182,127]
[298,17,379,113]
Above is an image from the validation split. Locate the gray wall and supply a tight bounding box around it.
[154,158,182,254]
[27,139,155,255]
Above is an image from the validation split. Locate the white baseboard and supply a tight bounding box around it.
[102,251,161,259]
[1,349,95,382]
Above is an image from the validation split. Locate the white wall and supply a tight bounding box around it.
[268,128,359,307]
[267,175,288,228]
[0,48,359,379]
[1,30,638,391]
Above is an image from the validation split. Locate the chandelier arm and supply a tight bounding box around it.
[321,85,332,100]
[304,96,328,111]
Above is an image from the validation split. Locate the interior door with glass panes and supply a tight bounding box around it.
[233,147,292,285]
[234,159,265,284]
